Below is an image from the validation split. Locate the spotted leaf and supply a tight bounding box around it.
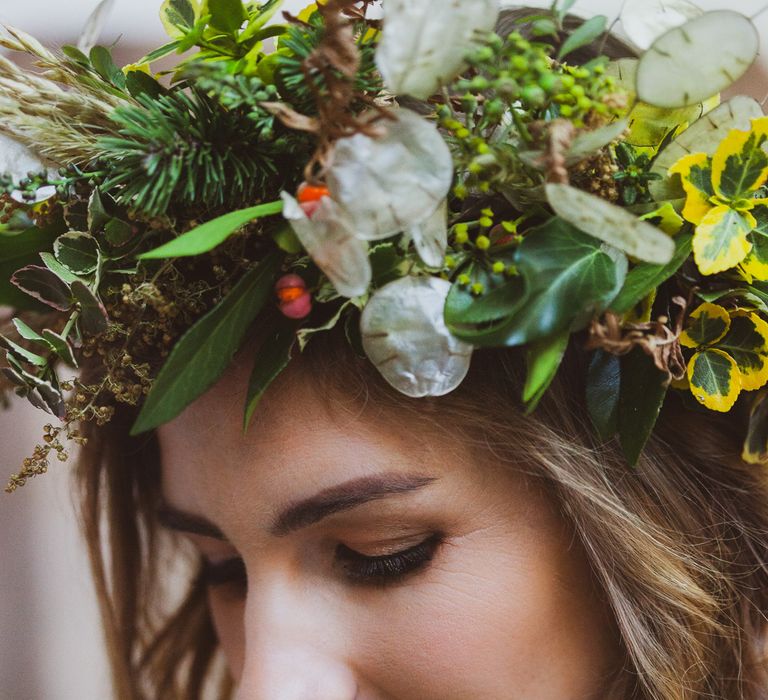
[687,348,741,412]
[680,302,730,348]
[711,116,768,201]
[692,205,754,275]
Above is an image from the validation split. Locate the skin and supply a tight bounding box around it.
[158,353,621,699]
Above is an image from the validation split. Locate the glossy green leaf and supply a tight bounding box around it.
[131,251,283,435]
[209,0,247,33]
[54,232,99,275]
[522,331,570,413]
[716,313,768,391]
[558,15,607,60]
[11,265,72,311]
[618,348,668,465]
[610,231,693,315]
[140,201,283,259]
[586,349,620,441]
[244,316,297,430]
[448,218,626,347]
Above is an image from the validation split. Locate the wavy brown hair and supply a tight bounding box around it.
[75,322,768,700]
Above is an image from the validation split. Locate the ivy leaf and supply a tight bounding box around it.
[693,205,754,276]
[546,184,674,264]
[139,201,283,259]
[131,251,283,435]
[448,218,627,347]
[650,96,763,201]
[54,232,100,275]
[636,11,759,109]
[742,391,768,463]
[610,231,693,315]
[11,265,72,311]
[680,302,731,348]
[586,350,620,441]
[522,331,570,413]
[243,316,297,430]
[618,348,669,465]
[208,0,247,34]
[688,348,741,412]
[558,15,607,60]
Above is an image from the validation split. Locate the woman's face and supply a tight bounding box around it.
[158,357,620,699]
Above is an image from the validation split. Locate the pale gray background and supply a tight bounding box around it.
[1,1,767,698]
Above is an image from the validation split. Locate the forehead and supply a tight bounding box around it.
[155,355,478,530]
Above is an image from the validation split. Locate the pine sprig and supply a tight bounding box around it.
[98,88,305,219]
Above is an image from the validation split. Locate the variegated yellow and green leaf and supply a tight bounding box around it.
[693,205,754,275]
[687,348,741,412]
[624,289,656,324]
[639,202,685,236]
[742,391,768,463]
[668,152,714,225]
[711,116,768,200]
[716,312,768,391]
[680,302,730,348]
[160,0,202,38]
[740,201,768,281]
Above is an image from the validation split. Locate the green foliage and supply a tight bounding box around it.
[558,15,607,60]
[98,89,299,218]
[522,331,569,412]
[131,251,284,434]
[0,224,62,309]
[586,349,620,441]
[140,200,283,259]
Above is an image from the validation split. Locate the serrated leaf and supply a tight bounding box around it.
[522,331,569,413]
[71,281,108,335]
[688,348,740,411]
[651,97,763,201]
[636,11,759,109]
[54,232,99,275]
[610,231,692,315]
[140,201,283,259]
[11,265,72,311]
[376,0,499,99]
[558,15,607,60]
[545,184,674,264]
[131,251,283,434]
[680,302,730,348]
[586,349,620,441]
[244,316,297,430]
[618,347,668,465]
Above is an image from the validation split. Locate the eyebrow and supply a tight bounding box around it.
[157,473,437,540]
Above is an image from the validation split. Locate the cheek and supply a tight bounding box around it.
[207,587,246,678]
[349,531,617,699]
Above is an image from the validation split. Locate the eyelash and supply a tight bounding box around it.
[200,534,442,589]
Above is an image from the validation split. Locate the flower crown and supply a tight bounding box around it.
[2,0,767,491]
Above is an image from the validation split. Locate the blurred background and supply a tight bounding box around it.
[1,1,768,698]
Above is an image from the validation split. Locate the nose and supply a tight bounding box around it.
[235,575,359,700]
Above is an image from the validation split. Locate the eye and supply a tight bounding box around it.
[335,533,443,586]
[200,556,247,590]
